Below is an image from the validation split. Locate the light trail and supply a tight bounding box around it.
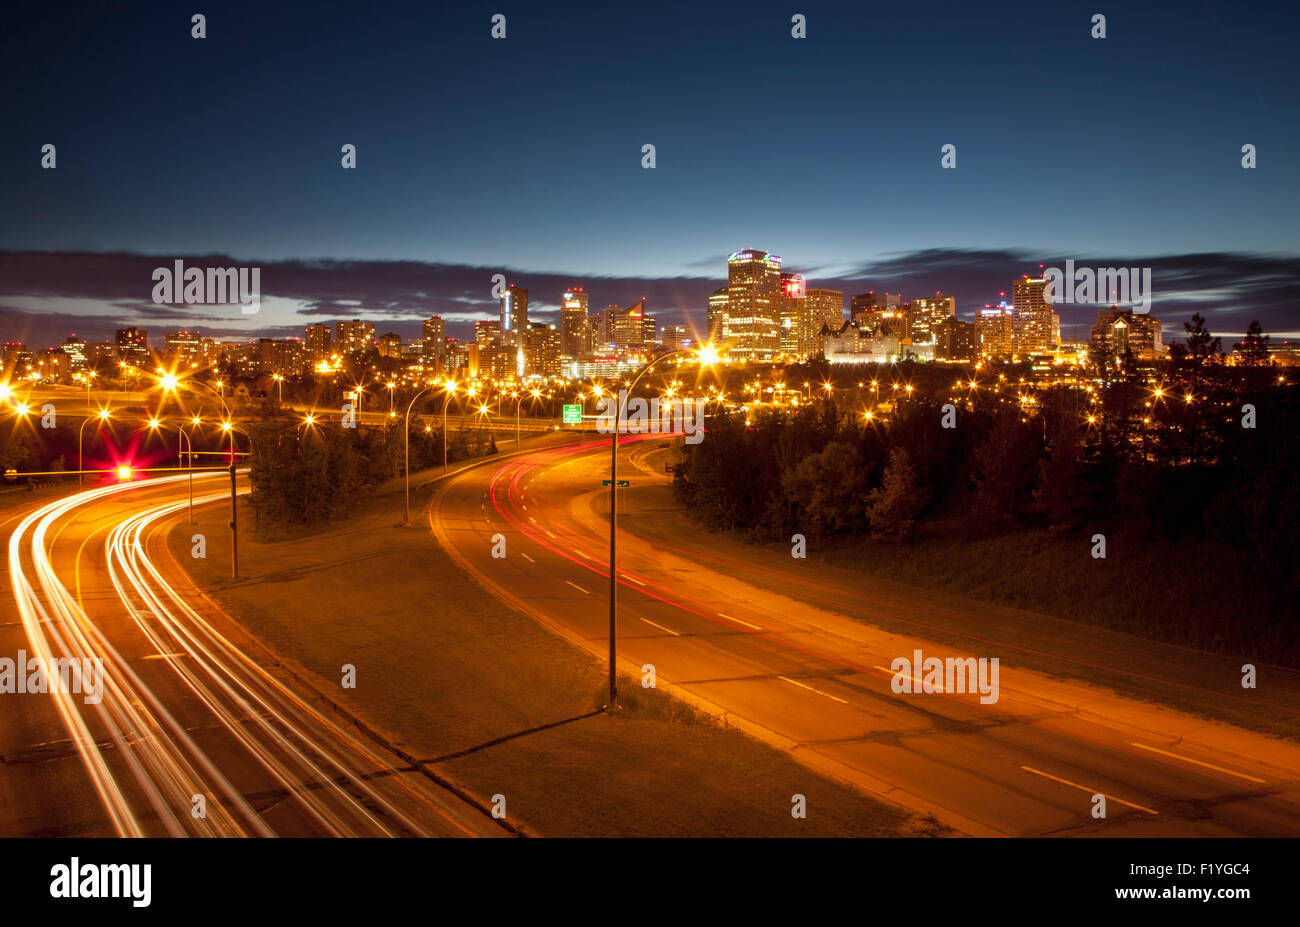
[8,474,487,837]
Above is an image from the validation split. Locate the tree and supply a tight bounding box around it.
[1239,319,1270,367]
[865,447,927,541]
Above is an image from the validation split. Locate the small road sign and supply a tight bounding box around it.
[602,479,631,487]
[562,404,582,424]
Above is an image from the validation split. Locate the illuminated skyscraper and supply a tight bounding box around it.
[560,287,590,356]
[707,287,729,344]
[977,302,1015,356]
[724,249,783,359]
[305,323,333,362]
[779,273,806,357]
[333,320,375,355]
[804,288,844,357]
[909,293,955,344]
[421,315,446,359]
[1012,276,1057,353]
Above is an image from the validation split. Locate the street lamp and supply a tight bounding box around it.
[604,344,718,710]
[78,408,112,487]
[147,417,194,521]
[442,379,458,474]
[397,382,441,527]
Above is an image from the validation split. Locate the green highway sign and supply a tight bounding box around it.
[602,479,630,487]
[562,404,582,424]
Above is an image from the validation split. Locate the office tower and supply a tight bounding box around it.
[976,302,1015,356]
[115,327,150,363]
[500,286,528,344]
[164,330,201,367]
[935,317,978,361]
[608,300,648,351]
[707,287,729,344]
[1090,307,1163,361]
[724,249,783,359]
[909,293,955,344]
[662,325,690,351]
[375,332,402,358]
[474,319,502,348]
[1012,275,1056,353]
[779,273,805,357]
[560,287,590,356]
[589,311,609,351]
[523,323,561,377]
[305,323,333,362]
[333,320,375,355]
[61,336,87,370]
[421,316,446,362]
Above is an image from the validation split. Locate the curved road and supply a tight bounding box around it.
[2,474,505,837]
[432,434,1300,836]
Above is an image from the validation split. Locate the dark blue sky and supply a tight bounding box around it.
[1,1,1297,343]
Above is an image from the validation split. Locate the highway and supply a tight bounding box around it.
[432,434,1300,836]
[1,475,506,837]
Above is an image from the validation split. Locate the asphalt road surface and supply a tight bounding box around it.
[1,474,506,837]
[432,433,1300,836]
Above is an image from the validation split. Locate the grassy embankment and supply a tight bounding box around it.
[170,446,941,836]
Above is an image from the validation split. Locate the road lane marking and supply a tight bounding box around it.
[545,530,558,539]
[874,665,944,692]
[1128,742,1266,784]
[565,580,590,594]
[576,549,596,560]
[639,617,680,637]
[778,675,849,704]
[1019,766,1158,815]
[520,552,536,563]
[621,574,645,586]
[720,613,762,631]
[140,652,188,661]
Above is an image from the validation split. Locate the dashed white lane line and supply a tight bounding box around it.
[719,613,762,631]
[777,675,849,704]
[1020,766,1158,815]
[1129,742,1266,784]
[565,580,590,594]
[520,552,536,563]
[639,617,681,637]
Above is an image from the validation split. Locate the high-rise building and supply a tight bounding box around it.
[164,330,202,368]
[61,336,87,370]
[976,303,1015,356]
[560,287,590,357]
[590,313,608,353]
[707,287,729,344]
[1089,307,1163,362]
[376,332,403,358]
[305,323,332,362]
[935,317,978,361]
[523,323,561,377]
[115,327,149,363]
[909,293,955,344]
[607,300,648,351]
[662,325,691,351]
[723,249,783,359]
[421,316,446,360]
[333,320,375,355]
[474,319,502,348]
[779,273,806,357]
[500,286,528,344]
[804,288,844,357]
[1012,276,1057,353]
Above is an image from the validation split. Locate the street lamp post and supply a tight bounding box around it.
[399,383,438,527]
[442,381,458,474]
[604,346,716,710]
[78,410,111,488]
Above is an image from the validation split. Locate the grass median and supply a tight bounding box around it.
[169,450,941,836]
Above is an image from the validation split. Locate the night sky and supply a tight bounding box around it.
[1,0,1297,345]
